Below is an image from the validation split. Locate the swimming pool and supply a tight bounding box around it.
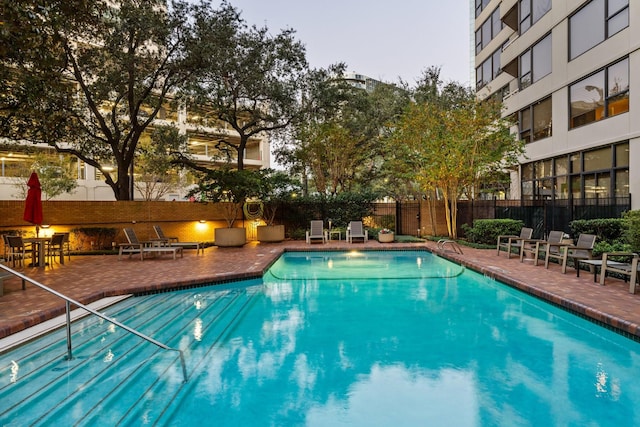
[1,250,640,426]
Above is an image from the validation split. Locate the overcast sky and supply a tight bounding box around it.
[225,0,473,87]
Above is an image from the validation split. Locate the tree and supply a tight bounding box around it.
[389,71,524,238]
[11,152,78,200]
[275,67,410,195]
[181,1,309,171]
[0,0,217,200]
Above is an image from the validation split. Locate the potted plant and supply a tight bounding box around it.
[377,228,395,243]
[190,168,261,247]
[255,169,300,243]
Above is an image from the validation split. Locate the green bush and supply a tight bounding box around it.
[623,210,640,252]
[569,218,627,245]
[461,219,524,245]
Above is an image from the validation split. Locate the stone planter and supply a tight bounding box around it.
[214,227,246,247]
[378,232,394,243]
[257,225,285,243]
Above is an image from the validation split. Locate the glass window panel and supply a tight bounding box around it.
[519,108,531,142]
[570,71,605,128]
[584,174,597,199]
[569,0,605,60]
[475,29,482,54]
[522,181,534,200]
[583,147,610,172]
[555,157,568,176]
[607,7,628,36]
[597,173,611,198]
[482,59,492,86]
[476,66,483,89]
[615,143,629,167]
[532,0,551,23]
[608,0,628,16]
[608,92,629,117]
[607,58,628,97]
[492,50,501,79]
[570,154,581,173]
[520,0,531,33]
[555,176,569,199]
[535,159,552,178]
[615,169,629,196]
[482,19,491,49]
[571,175,582,198]
[532,35,552,82]
[520,53,531,88]
[522,163,534,180]
[492,9,502,38]
[537,179,553,199]
[532,97,552,141]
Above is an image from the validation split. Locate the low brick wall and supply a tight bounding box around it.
[0,200,246,249]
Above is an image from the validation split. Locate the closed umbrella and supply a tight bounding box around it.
[23,172,43,237]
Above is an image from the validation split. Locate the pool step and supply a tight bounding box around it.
[0,286,259,426]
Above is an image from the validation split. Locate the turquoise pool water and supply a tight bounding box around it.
[1,250,640,426]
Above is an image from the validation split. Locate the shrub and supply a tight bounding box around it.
[569,218,627,245]
[622,210,640,252]
[461,219,524,245]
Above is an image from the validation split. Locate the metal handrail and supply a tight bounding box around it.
[0,264,188,383]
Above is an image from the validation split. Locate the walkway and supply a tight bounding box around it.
[1,240,639,341]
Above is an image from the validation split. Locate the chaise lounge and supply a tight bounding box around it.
[119,228,183,261]
[153,225,204,255]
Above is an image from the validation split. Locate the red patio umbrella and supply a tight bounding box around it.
[23,172,43,237]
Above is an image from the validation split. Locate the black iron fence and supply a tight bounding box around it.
[457,196,632,239]
[272,197,631,240]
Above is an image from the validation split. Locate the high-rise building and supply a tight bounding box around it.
[474,0,636,209]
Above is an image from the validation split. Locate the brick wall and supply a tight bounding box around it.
[0,200,247,247]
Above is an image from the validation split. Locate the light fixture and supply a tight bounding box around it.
[41,225,50,229]
[199,220,206,223]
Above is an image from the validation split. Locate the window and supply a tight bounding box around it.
[519,97,552,144]
[569,57,628,129]
[569,0,629,60]
[475,46,502,90]
[475,0,492,18]
[475,8,502,54]
[520,0,551,34]
[519,34,551,89]
[521,141,629,200]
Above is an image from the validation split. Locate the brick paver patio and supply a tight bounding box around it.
[1,240,639,341]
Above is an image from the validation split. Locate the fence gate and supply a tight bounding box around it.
[397,201,421,236]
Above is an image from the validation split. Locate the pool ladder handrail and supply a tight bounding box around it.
[436,239,464,255]
[0,264,188,383]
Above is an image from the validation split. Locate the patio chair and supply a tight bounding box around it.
[599,252,640,293]
[119,228,183,261]
[347,221,368,243]
[523,230,564,265]
[306,220,327,244]
[545,233,596,274]
[46,233,66,265]
[6,236,34,268]
[52,232,71,261]
[153,225,204,254]
[496,227,533,258]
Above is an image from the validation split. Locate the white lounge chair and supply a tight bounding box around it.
[599,252,640,293]
[153,225,204,254]
[306,220,327,244]
[347,221,368,243]
[522,230,564,264]
[119,228,183,261]
[545,233,596,274]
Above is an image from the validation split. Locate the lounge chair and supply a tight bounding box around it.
[153,225,204,254]
[496,227,533,258]
[522,230,564,265]
[306,220,327,244]
[119,228,183,261]
[599,252,640,293]
[545,233,596,274]
[347,221,368,243]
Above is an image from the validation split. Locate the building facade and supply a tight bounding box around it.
[0,107,269,201]
[474,0,638,209]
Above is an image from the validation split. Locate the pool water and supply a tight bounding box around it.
[2,250,640,426]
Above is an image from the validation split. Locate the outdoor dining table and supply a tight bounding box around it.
[23,237,52,267]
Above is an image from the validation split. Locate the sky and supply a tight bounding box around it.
[225,0,473,87]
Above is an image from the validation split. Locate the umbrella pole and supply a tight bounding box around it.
[36,225,40,238]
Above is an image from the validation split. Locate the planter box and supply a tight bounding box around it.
[378,233,394,243]
[257,225,285,243]
[214,227,246,247]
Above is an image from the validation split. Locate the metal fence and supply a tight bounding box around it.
[457,196,632,239]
